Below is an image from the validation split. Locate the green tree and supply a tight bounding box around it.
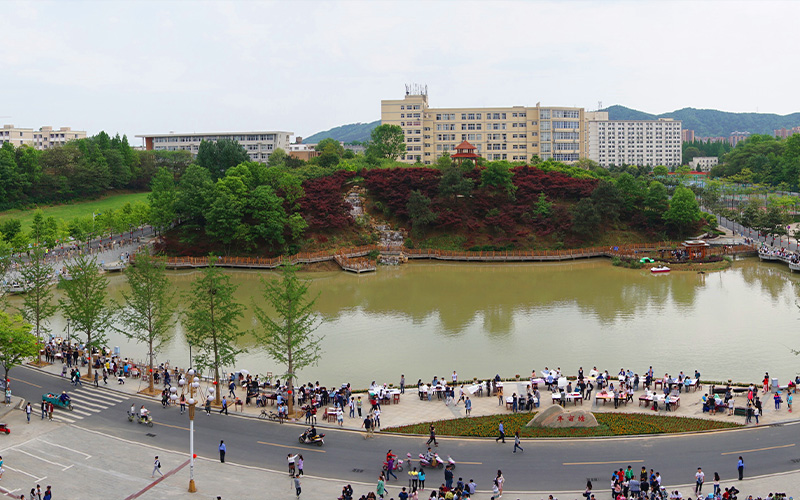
[653,165,669,177]
[0,311,38,383]
[315,138,345,157]
[59,255,113,379]
[16,246,56,364]
[435,152,453,170]
[365,124,406,161]
[0,235,11,307]
[116,254,176,394]
[406,190,437,236]
[174,165,214,229]
[182,260,245,405]
[571,198,600,238]
[591,180,622,224]
[480,162,516,198]
[196,139,249,181]
[644,181,669,226]
[148,167,177,234]
[664,186,702,236]
[438,165,474,200]
[267,148,288,167]
[252,265,323,416]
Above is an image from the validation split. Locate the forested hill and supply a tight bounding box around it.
[304,120,379,144]
[605,105,800,137]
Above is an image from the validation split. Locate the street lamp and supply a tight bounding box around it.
[187,368,200,493]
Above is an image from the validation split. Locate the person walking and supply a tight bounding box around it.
[47,402,54,421]
[737,456,744,480]
[694,467,704,496]
[228,380,236,398]
[288,453,298,477]
[496,421,505,443]
[219,396,228,415]
[205,396,212,415]
[43,486,51,500]
[219,440,226,463]
[713,472,721,496]
[297,455,304,476]
[40,401,46,420]
[512,430,523,453]
[426,424,438,446]
[152,456,163,478]
[465,396,472,416]
[377,474,386,499]
[94,370,99,387]
[25,403,31,423]
[362,414,373,439]
[294,475,302,498]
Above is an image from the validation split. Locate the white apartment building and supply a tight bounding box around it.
[0,124,87,150]
[586,112,682,168]
[381,88,585,165]
[689,156,718,172]
[136,131,293,164]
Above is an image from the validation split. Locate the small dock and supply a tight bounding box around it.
[334,255,376,273]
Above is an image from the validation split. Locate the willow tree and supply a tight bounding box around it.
[253,264,323,416]
[183,260,244,405]
[17,246,57,364]
[116,254,176,394]
[59,255,112,379]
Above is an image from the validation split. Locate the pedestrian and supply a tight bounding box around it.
[408,467,419,489]
[0,455,4,479]
[418,469,426,490]
[288,453,297,477]
[294,475,302,498]
[152,456,163,477]
[444,464,453,489]
[180,394,186,414]
[694,467,704,496]
[377,474,385,499]
[205,396,212,415]
[713,471,720,496]
[47,402,53,421]
[362,414,373,439]
[496,420,505,443]
[512,430,523,453]
[94,370,99,387]
[36,484,42,500]
[465,396,472,416]
[219,440,226,463]
[43,486,51,500]
[789,392,793,412]
[426,424,438,446]
[25,402,31,423]
[219,396,228,415]
[297,455,304,476]
[374,407,381,428]
[349,397,355,418]
[103,368,108,385]
[229,380,236,398]
[40,400,46,420]
[737,456,744,480]
[400,374,405,394]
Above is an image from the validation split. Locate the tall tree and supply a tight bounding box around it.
[59,255,113,379]
[365,124,406,161]
[148,167,176,234]
[407,190,437,237]
[664,186,702,236]
[182,261,244,405]
[16,246,56,364]
[252,265,323,416]
[116,254,176,394]
[0,311,38,383]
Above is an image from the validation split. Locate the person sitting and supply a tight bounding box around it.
[139,405,150,421]
[424,447,435,463]
[59,391,70,403]
[307,425,317,439]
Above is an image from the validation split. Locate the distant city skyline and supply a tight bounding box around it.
[2,1,798,142]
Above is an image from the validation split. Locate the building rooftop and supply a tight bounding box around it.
[136,131,293,138]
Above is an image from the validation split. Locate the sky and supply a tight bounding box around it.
[2,0,799,143]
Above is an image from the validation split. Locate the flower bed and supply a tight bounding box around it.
[384,412,741,438]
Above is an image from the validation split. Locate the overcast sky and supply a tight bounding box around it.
[2,1,797,143]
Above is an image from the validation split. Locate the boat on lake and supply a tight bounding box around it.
[650,265,671,274]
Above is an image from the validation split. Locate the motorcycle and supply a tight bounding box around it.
[298,431,325,446]
[382,458,404,473]
[128,411,154,427]
[417,453,455,469]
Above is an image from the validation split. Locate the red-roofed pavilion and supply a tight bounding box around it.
[451,140,479,166]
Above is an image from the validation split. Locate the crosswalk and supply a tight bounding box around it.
[46,386,127,424]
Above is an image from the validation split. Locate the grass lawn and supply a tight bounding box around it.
[385,412,741,438]
[0,192,150,227]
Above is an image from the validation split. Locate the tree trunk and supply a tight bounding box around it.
[148,341,155,394]
[86,331,93,380]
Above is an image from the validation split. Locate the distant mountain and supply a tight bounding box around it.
[304,120,379,144]
[604,105,800,137]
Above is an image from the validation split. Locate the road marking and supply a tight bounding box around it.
[457,461,483,465]
[123,459,189,500]
[721,444,795,455]
[153,421,188,431]
[563,460,644,466]
[73,390,125,404]
[37,439,92,459]
[69,398,114,409]
[69,408,94,417]
[4,465,46,481]
[12,448,70,468]
[51,415,79,423]
[257,441,326,453]
[9,377,41,388]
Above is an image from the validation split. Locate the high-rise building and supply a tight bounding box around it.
[774,127,800,139]
[586,112,682,168]
[136,131,293,164]
[681,129,695,142]
[380,87,585,165]
[728,131,750,147]
[0,124,87,150]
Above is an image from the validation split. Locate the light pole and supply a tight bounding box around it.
[66,318,71,345]
[187,368,200,493]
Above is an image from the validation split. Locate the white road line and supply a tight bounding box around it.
[73,390,125,403]
[53,414,81,422]
[69,409,94,417]
[68,400,106,410]
[4,466,46,482]
[12,449,69,468]
[36,439,91,459]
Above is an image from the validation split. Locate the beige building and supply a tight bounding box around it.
[381,88,585,165]
[689,156,719,172]
[0,124,87,150]
[136,131,293,164]
[586,112,682,168]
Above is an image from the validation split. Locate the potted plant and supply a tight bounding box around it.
[515,374,521,381]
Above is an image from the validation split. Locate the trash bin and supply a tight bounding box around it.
[772,377,779,391]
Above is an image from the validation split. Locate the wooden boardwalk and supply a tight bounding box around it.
[143,242,755,272]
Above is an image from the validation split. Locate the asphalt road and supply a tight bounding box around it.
[11,365,800,493]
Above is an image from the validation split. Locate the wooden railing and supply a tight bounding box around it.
[139,241,755,270]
